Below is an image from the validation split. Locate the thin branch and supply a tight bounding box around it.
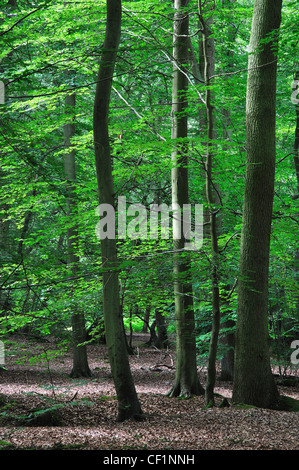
[0,6,45,37]
[219,232,240,254]
[112,86,166,141]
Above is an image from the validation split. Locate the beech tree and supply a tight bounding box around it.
[93,0,143,421]
[198,0,221,407]
[63,89,91,378]
[167,0,204,398]
[232,0,283,409]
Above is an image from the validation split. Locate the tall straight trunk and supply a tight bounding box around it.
[168,0,204,398]
[217,0,238,382]
[232,0,282,408]
[199,1,221,406]
[219,0,237,383]
[93,0,143,421]
[292,72,299,194]
[142,305,151,333]
[292,73,299,340]
[64,91,91,378]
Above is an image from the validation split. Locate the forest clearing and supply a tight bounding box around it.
[0,333,298,451]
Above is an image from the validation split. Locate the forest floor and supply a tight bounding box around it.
[0,333,298,452]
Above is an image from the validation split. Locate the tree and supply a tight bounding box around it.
[167,0,204,398]
[293,73,299,194]
[93,0,143,421]
[291,71,299,354]
[198,0,221,406]
[63,89,91,378]
[232,0,283,409]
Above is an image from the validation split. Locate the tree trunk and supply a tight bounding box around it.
[155,308,169,349]
[168,0,204,398]
[219,0,238,381]
[292,72,299,194]
[199,1,221,407]
[220,313,235,381]
[142,305,151,333]
[232,0,282,408]
[64,91,91,378]
[93,0,143,422]
[198,0,222,405]
[292,73,299,347]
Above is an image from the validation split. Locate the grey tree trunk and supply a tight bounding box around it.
[292,73,299,347]
[219,0,237,382]
[63,92,91,378]
[232,0,282,408]
[199,1,221,406]
[93,0,143,421]
[293,73,299,193]
[142,305,151,333]
[155,308,169,349]
[168,0,204,398]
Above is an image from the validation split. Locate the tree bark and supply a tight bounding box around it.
[292,73,299,347]
[199,1,221,407]
[142,305,151,333]
[292,72,299,194]
[219,0,238,382]
[155,308,169,349]
[232,0,282,408]
[64,91,91,378]
[168,0,204,398]
[93,0,143,421]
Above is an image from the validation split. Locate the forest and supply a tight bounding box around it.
[0,0,299,453]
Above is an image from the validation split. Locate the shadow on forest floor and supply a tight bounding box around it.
[0,334,298,450]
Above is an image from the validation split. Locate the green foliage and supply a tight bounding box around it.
[0,396,94,427]
[21,405,64,427]
[0,0,298,377]
[276,396,299,412]
[123,315,144,333]
[0,440,16,450]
